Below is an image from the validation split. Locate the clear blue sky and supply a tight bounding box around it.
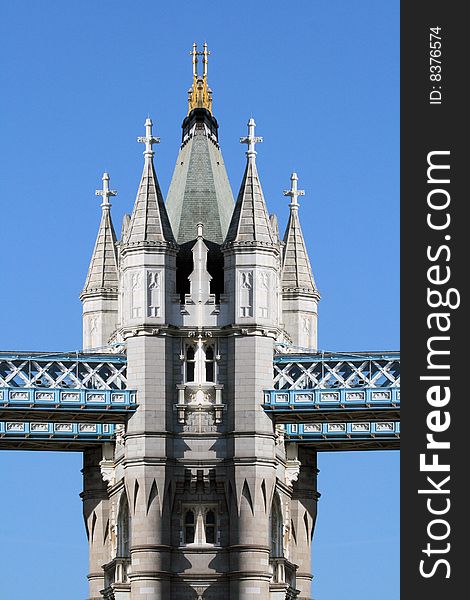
[0,1,399,599]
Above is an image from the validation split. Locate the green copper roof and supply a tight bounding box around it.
[165,124,234,244]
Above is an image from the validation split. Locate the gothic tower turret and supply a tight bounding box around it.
[281,173,320,350]
[81,46,318,600]
[80,172,119,351]
[221,118,285,599]
[116,117,178,599]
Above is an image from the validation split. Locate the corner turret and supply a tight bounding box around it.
[119,117,177,331]
[281,172,320,349]
[80,172,119,351]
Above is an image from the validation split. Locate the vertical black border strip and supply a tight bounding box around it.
[401,3,466,597]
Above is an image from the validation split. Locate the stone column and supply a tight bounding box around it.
[82,448,110,600]
[290,447,319,600]
[228,334,277,600]
[124,333,172,600]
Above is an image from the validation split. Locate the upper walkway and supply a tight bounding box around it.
[0,350,400,451]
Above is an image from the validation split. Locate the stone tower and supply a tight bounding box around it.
[80,45,320,600]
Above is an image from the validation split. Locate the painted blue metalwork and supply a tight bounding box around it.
[0,386,137,423]
[274,351,399,364]
[0,351,127,363]
[273,351,400,391]
[263,387,399,422]
[0,349,401,451]
[0,352,127,390]
[0,387,136,411]
[283,421,400,450]
[0,421,116,441]
[285,421,400,438]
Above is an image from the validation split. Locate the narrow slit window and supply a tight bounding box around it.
[186,345,195,382]
[205,344,215,382]
[184,509,195,544]
[205,509,216,544]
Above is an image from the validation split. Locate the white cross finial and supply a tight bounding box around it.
[202,42,210,78]
[190,42,198,78]
[283,172,305,208]
[95,172,117,208]
[240,117,263,159]
[137,117,160,158]
[190,42,210,79]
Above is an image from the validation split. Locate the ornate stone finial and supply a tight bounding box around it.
[190,42,198,78]
[240,117,263,159]
[197,222,204,239]
[188,43,212,114]
[137,117,160,159]
[202,42,210,78]
[95,172,117,208]
[283,172,305,208]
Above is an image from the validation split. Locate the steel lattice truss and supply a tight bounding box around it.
[0,350,400,451]
[0,352,127,390]
[273,352,400,391]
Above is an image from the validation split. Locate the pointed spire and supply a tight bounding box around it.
[281,173,318,294]
[81,172,119,296]
[188,223,212,310]
[224,118,275,245]
[124,117,176,247]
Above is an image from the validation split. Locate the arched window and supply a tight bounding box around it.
[117,495,130,558]
[184,509,195,544]
[270,495,283,558]
[181,505,218,545]
[204,344,215,382]
[205,509,216,544]
[185,345,195,382]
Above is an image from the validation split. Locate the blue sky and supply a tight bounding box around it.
[0,1,399,599]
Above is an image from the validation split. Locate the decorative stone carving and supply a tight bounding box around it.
[239,271,253,317]
[100,459,116,486]
[130,272,142,318]
[183,408,216,433]
[285,458,301,488]
[115,424,125,446]
[275,423,285,446]
[302,315,310,333]
[147,270,161,317]
[258,270,269,318]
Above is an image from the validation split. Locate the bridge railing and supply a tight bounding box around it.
[0,421,117,439]
[0,387,135,408]
[0,352,128,390]
[273,351,400,391]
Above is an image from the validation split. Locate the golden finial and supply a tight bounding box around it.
[188,42,212,114]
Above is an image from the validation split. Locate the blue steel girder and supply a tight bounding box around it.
[263,387,399,423]
[266,351,400,449]
[283,421,400,451]
[0,421,118,452]
[0,351,137,423]
[0,387,137,423]
[273,351,400,391]
[0,352,128,389]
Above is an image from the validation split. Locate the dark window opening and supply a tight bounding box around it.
[205,509,216,544]
[184,510,195,544]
